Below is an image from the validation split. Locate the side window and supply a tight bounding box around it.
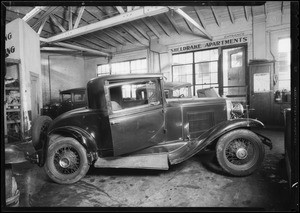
[74,93,85,102]
[61,93,71,102]
[108,79,161,112]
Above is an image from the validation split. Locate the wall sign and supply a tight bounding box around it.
[170,36,248,54]
[5,19,20,60]
[5,32,16,58]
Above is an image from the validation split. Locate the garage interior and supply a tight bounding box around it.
[2,1,298,211]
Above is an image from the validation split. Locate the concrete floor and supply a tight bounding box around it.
[8,129,294,210]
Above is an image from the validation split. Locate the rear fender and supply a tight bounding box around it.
[37,126,98,166]
[168,118,265,165]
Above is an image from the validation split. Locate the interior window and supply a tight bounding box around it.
[109,79,161,112]
[61,93,71,102]
[74,93,85,102]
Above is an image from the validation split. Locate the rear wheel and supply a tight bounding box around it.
[44,136,89,184]
[216,129,265,176]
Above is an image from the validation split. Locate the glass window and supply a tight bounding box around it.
[194,49,218,63]
[97,64,110,76]
[278,38,291,91]
[61,93,71,102]
[111,61,130,75]
[130,59,147,74]
[172,65,193,84]
[230,52,243,68]
[109,79,161,112]
[173,52,193,65]
[74,93,85,102]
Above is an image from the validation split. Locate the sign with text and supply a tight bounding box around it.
[171,36,248,54]
[5,19,20,59]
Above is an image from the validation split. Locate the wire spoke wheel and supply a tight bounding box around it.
[45,136,90,184]
[216,129,265,176]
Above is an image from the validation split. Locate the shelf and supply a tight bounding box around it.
[5,87,20,90]
[7,120,21,124]
[6,109,21,112]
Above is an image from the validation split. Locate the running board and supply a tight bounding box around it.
[94,153,169,170]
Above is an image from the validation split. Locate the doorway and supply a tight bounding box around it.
[222,46,247,105]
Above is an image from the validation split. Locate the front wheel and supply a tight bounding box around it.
[44,136,90,184]
[216,129,265,176]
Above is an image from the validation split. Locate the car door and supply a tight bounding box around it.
[107,78,165,156]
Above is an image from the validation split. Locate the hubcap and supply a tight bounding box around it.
[236,148,248,159]
[59,158,70,168]
[54,146,80,174]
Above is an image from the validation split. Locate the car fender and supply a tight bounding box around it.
[168,118,265,165]
[36,126,98,166]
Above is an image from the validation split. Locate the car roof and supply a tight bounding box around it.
[60,87,86,94]
[89,73,163,83]
[164,82,192,90]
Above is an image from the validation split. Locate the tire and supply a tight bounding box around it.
[44,136,90,184]
[216,129,265,176]
[32,116,52,150]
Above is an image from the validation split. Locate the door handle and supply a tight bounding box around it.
[110,121,120,125]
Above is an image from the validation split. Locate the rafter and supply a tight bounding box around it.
[164,13,181,35]
[38,16,49,35]
[90,33,117,48]
[227,6,235,24]
[53,42,111,56]
[50,14,66,32]
[32,7,58,29]
[45,6,171,43]
[129,22,150,40]
[111,27,135,44]
[141,18,161,38]
[74,6,85,29]
[264,3,267,19]
[103,30,125,45]
[116,6,125,14]
[69,7,73,30]
[127,6,133,12]
[22,6,47,22]
[172,8,212,40]
[244,6,249,21]
[152,16,171,37]
[193,7,206,29]
[210,6,221,27]
[120,25,149,46]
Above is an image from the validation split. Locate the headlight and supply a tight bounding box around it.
[226,100,233,120]
[232,103,244,117]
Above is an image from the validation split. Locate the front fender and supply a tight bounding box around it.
[168,118,265,165]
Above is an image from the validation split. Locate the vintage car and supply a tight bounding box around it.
[29,74,272,184]
[41,87,86,119]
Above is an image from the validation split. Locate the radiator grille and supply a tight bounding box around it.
[188,112,214,138]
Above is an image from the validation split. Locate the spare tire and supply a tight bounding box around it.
[32,116,52,150]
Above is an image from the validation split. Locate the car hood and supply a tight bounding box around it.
[166,97,226,106]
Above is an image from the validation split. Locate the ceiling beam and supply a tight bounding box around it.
[127,6,133,12]
[69,7,73,30]
[22,6,47,22]
[116,6,125,14]
[38,16,49,35]
[193,7,206,29]
[50,14,66,32]
[44,6,172,43]
[129,22,150,40]
[53,42,111,56]
[32,7,58,29]
[172,8,212,40]
[244,6,249,21]
[210,6,221,27]
[227,6,235,24]
[164,13,181,35]
[73,6,85,29]
[141,18,161,38]
[40,47,78,52]
[264,3,267,19]
[120,25,149,46]
[152,16,171,36]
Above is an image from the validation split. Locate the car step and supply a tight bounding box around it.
[94,153,169,170]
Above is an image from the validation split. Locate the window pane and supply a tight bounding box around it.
[131,59,147,73]
[230,52,243,68]
[111,62,130,74]
[97,64,110,76]
[194,49,218,63]
[195,62,218,84]
[172,65,193,84]
[173,52,193,65]
[278,38,291,91]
